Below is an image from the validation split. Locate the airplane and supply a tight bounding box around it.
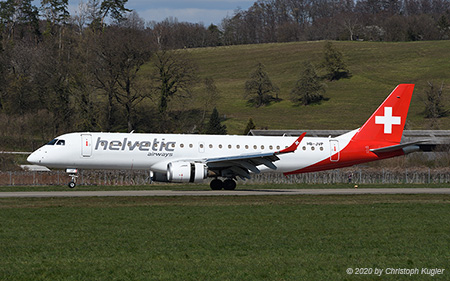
[27,84,421,190]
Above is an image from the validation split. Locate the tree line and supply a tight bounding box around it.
[221,0,450,45]
[0,0,448,150]
[0,1,232,146]
[142,0,450,48]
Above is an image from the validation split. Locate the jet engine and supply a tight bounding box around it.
[151,162,208,183]
[167,162,207,183]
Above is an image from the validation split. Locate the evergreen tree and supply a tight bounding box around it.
[205,107,227,134]
[244,62,280,107]
[321,42,351,81]
[290,62,326,105]
[424,81,447,120]
[243,118,256,135]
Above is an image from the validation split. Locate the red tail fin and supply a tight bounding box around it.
[352,84,414,144]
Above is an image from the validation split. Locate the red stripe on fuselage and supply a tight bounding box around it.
[284,140,405,175]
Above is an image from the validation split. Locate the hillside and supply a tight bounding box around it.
[187,41,450,134]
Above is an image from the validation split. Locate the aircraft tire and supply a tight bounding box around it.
[68,181,76,188]
[223,179,236,190]
[210,179,223,190]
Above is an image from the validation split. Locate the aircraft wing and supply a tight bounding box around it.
[205,133,306,180]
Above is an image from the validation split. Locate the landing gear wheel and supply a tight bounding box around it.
[223,179,236,190]
[66,169,78,189]
[210,179,223,190]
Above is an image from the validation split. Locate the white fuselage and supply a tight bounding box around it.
[27,131,356,174]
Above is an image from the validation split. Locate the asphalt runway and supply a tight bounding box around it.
[1,188,450,198]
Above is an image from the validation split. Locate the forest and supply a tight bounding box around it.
[0,0,449,152]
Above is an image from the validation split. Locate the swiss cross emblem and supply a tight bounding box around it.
[375,107,401,134]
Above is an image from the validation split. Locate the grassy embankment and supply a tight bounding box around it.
[185,40,450,134]
[0,194,449,280]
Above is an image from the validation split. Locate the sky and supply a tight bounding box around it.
[68,0,256,26]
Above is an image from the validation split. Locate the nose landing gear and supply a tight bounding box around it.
[66,168,78,188]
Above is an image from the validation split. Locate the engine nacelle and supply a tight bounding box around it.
[150,171,170,183]
[167,162,207,183]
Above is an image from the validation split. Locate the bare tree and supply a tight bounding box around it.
[90,25,153,132]
[150,50,198,114]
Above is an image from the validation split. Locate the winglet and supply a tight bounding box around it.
[276,132,306,155]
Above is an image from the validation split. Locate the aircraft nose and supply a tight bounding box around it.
[27,150,42,165]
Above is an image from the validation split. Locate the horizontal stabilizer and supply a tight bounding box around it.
[370,140,429,153]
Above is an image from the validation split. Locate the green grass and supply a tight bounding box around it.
[0,194,449,280]
[1,183,450,192]
[181,41,450,134]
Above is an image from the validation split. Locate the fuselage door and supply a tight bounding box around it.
[329,139,340,162]
[82,134,92,157]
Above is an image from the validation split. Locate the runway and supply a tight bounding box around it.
[1,188,450,198]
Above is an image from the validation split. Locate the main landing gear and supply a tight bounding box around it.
[209,178,236,190]
[66,168,78,188]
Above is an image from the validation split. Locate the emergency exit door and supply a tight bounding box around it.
[329,140,340,162]
[81,134,92,157]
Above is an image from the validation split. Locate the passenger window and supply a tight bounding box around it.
[56,140,65,146]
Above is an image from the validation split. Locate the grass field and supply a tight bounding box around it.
[1,182,450,192]
[179,41,450,134]
[0,190,449,280]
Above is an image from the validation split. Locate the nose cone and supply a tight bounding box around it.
[27,150,41,165]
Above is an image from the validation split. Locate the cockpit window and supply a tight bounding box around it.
[47,139,58,145]
[46,139,65,146]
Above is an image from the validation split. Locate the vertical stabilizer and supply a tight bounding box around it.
[352,84,414,144]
